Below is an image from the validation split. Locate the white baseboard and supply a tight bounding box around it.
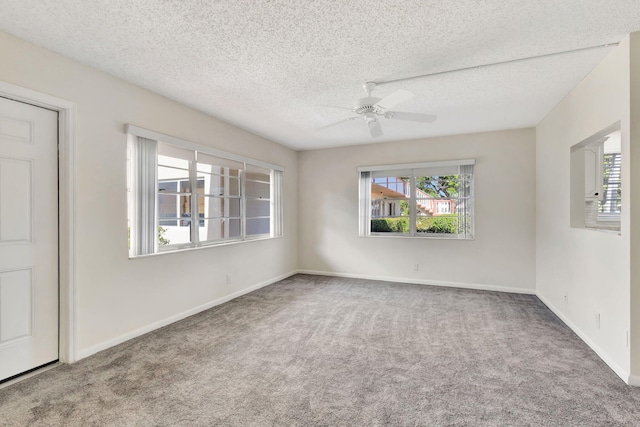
[536,291,631,385]
[297,269,536,295]
[76,270,297,360]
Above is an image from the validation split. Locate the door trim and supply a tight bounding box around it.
[0,81,77,363]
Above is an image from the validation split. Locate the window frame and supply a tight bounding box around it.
[597,151,621,223]
[569,122,621,233]
[358,159,475,240]
[244,165,273,238]
[127,125,284,257]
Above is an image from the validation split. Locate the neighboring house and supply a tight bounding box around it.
[371,177,455,218]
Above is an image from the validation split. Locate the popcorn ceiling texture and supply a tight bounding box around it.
[0,1,639,149]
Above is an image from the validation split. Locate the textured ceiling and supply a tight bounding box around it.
[1,1,640,150]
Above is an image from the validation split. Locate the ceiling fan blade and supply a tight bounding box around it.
[374,89,414,111]
[368,117,383,138]
[317,104,354,111]
[384,111,437,123]
[317,116,359,130]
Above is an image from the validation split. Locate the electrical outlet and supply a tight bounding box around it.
[226,274,231,284]
[413,264,419,271]
[596,313,601,329]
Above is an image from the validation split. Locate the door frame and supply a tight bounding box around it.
[0,80,77,364]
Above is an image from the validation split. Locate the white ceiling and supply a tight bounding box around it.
[1,1,640,150]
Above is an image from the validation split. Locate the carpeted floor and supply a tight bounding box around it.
[2,274,640,426]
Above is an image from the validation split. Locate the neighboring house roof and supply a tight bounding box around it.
[371,183,406,200]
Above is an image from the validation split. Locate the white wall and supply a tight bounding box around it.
[0,31,298,358]
[536,37,631,380]
[298,128,536,293]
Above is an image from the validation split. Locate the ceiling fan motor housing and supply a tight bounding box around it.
[354,97,382,115]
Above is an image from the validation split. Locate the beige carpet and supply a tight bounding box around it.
[2,274,640,426]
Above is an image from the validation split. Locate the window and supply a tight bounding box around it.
[196,152,243,243]
[598,151,621,221]
[127,125,284,257]
[358,159,474,239]
[570,123,621,232]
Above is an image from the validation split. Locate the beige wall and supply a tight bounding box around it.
[0,31,298,357]
[536,37,631,380]
[298,128,536,292]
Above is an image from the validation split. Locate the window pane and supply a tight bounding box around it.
[198,196,240,218]
[247,218,270,236]
[245,180,270,199]
[159,194,192,224]
[246,164,270,182]
[246,199,270,217]
[370,198,411,218]
[179,179,194,193]
[158,181,180,227]
[416,214,459,234]
[179,195,192,224]
[197,163,242,177]
[158,155,190,170]
[158,165,189,183]
[158,191,191,246]
[159,220,192,246]
[197,153,243,178]
[370,174,410,233]
[199,218,241,242]
[414,175,463,234]
[158,181,177,193]
[200,172,240,196]
[415,175,460,199]
[371,176,409,195]
[158,142,195,163]
[158,193,178,224]
[598,152,621,214]
[370,217,410,233]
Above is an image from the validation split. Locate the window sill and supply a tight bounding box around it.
[363,233,474,240]
[129,234,281,259]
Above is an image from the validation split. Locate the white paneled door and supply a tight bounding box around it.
[0,97,58,382]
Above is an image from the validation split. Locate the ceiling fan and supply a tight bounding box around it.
[319,82,437,138]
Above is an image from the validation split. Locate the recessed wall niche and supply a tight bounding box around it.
[570,122,621,232]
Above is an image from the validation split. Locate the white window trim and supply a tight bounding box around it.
[357,158,475,173]
[126,124,284,172]
[127,125,284,257]
[359,159,475,240]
